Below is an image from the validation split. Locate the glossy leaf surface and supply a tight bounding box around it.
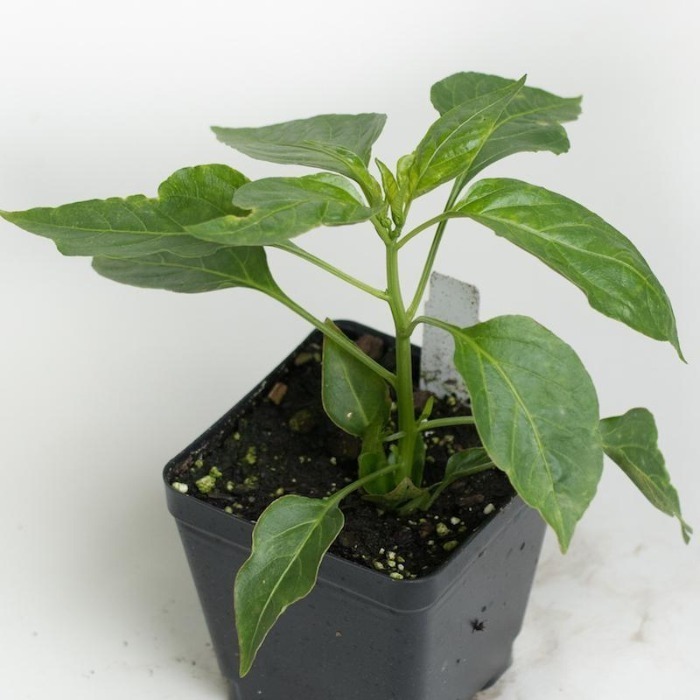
[92,246,281,295]
[0,165,249,258]
[322,324,391,437]
[600,408,691,542]
[431,72,581,183]
[212,113,387,179]
[448,315,603,551]
[456,179,682,356]
[187,173,377,246]
[235,495,344,676]
[410,77,524,197]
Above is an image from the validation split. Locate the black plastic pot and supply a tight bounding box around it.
[164,323,546,700]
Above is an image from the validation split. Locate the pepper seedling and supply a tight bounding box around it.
[2,71,691,677]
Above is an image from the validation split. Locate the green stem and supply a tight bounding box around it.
[384,415,476,442]
[385,240,421,485]
[397,212,457,249]
[419,416,476,431]
[268,289,397,388]
[406,180,463,319]
[274,242,389,301]
[418,315,454,334]
[328,462,401,506]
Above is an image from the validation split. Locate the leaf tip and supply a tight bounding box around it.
[672,336,687,363]
[238,653,254,678]
[681,518,693,544]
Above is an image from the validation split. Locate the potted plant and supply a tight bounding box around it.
[1,71,690,700]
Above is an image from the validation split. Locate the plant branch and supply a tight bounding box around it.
[267,289,397,387]
[406,180,463,318]
[327,462,402,506]
[413,314,454,334]
[419,416,476,432]
[397,212,457,249]
[273,242,389,300]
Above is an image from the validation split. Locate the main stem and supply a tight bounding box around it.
[386,240,420,485]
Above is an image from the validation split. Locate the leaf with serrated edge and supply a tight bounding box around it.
[92,246,281,295]
[0,165,249,258]
[235,495,344,676]
[187,173,377,246]
[431,72,581,184]
[448,315,603,551]
[212,113,387,178]
[321,322,391,438]
[455,178,683,358]
[600,408,692,543]
[410,77,525,197]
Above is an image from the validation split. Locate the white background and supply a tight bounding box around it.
[1,1,699,698]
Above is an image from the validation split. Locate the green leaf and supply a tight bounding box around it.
[431,72,581,183]
[426,448,494,509]
[456,179,683,357]
[186,173,378,246]
[600,408,692,543]
[410,77,525,197]
[92,246,281,295]
[212,113,387,179]
[322,322,391,436]
[443,447,493,482]
[235,495,344,676]
[0,165,249,258]
[363,476,431,512]
[447,315,603,551]
[375,158,403,226]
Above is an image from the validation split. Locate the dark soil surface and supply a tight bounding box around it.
[167,326,515,580]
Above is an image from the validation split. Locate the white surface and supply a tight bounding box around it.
[421,272,480,401]
[1,1,699,698]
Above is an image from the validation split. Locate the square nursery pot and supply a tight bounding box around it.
[164,322,546,700]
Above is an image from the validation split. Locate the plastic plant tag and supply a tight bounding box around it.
[420,272,479,401]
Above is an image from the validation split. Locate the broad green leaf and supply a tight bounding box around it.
[92,246,281,295]
[431,72,581,183]
[447,315,603,551]
[212,113,387,180]
[298,141,384,202]
[322,323,391,437]
[235,495,344,676]
[187,173,377,246]
[410,77,525,197]
[456,179,683,358]
[0,165,249,258]
[600,408,692,543]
